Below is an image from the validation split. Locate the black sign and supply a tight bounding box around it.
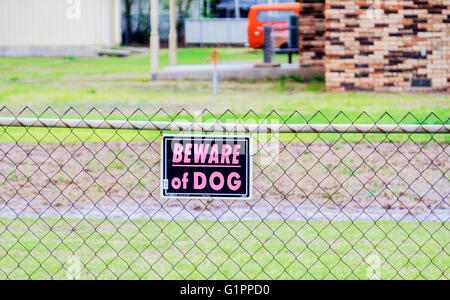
[161,135,252,199]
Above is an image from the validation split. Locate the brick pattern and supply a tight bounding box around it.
[324,0,449,92]
[299,0,326,67]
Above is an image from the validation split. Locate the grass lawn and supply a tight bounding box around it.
[0,217,447,279]
[0,49,448,280]
[0,48,448,120]
[0,48,448,144]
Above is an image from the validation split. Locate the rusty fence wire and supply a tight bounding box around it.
[0,107,448,279]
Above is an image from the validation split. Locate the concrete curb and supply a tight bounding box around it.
[154,63,324,80]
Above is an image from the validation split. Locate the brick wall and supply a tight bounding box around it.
[299,0,326,67]
[324,0,449,92]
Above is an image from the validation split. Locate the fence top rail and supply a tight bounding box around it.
[0,117,448,134]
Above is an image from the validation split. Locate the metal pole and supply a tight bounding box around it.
[212,64,218,95]
[150,0,159,79]
[169,0,177,66]
[263,25,272,64]
[234,0,240,19]
[0,118,448,134]
[104,0,112,48]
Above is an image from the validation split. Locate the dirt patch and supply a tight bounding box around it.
[0,140,448,222]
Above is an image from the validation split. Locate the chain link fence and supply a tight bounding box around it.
[0,107,448,279]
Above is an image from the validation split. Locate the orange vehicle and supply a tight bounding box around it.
[247,3,301,49]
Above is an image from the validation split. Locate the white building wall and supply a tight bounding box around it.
[185,18,248,45]
[0,0,121,56]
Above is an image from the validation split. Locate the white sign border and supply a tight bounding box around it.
[160,133,253,200]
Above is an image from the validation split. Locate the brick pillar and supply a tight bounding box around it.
[299,0,326,67]
[325,0,449,92]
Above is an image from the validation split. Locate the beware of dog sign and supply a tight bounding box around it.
[161,134,252,199]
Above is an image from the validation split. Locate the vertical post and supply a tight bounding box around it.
[288,15,299,65]
[288,15,299,49]
[234,0,240,19]
[112,0,122,46]
[263,25,272,64]
[212,65,218,95]
[150,0,159,79]
[104,0,112,48]
[124,0,132,45]
[208,50,219,95]
[169,0,177,66]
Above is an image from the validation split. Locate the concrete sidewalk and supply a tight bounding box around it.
[154,63,324,80]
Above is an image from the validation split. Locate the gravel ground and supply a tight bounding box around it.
[0,140,448,222]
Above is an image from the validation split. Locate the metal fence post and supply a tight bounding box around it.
[263,25,273,64]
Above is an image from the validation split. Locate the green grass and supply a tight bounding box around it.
[0,49,448,280]
[0,48,289,80]
[0,48,448,119]
[0,217,447,279]
[0,126,449,144]
[0,48,448,143]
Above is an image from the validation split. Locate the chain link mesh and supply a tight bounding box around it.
[0,107,448,279]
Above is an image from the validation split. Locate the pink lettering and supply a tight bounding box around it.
[208,144,219,164]
[193,172,207,190]
[184,144,192,163]
[194,144,209,163]
[232,144,241,164]
[182,172,189,189]
[171,177,181,190]
[172,143,183,163]
[227,172,241,191]
[209,172,224,191]
[221,144,232,164]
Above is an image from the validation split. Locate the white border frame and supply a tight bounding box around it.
[160,134,253,200]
